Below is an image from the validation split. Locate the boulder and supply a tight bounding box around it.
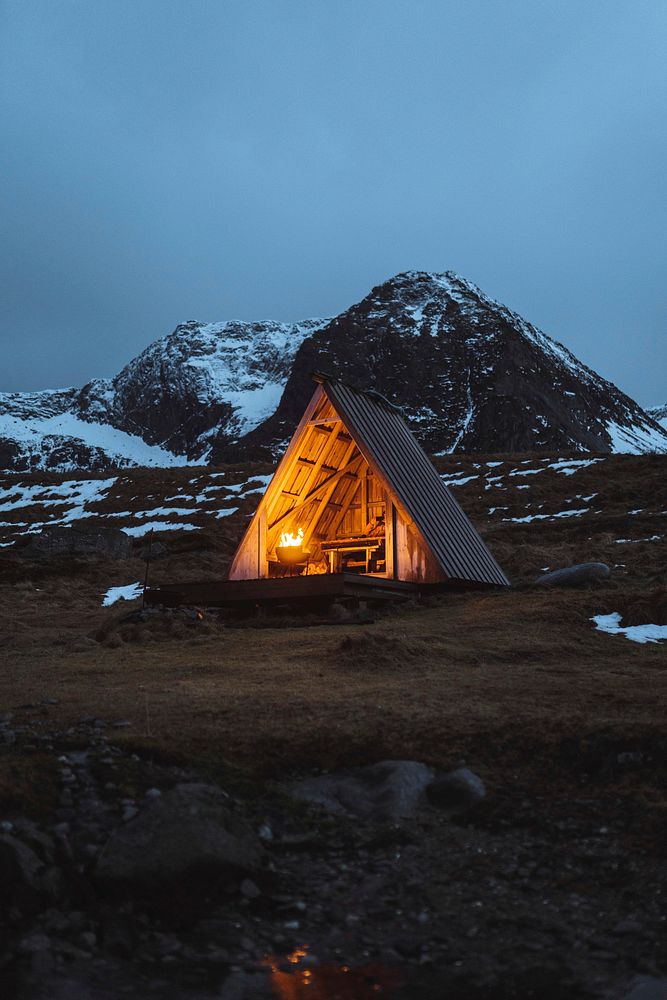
[535,562,610,588]
[426,767,486,809]
[621,977,667,1000]
[24,525,131,560]
[0,833,61,908]
[95,783,264,889]
[291,760,435,822]
[0,834,44,892]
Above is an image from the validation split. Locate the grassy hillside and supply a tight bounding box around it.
[1,452,664,785]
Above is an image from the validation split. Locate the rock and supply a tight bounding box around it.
[71,638,99,653]
[100,917,137,958]
[240,878,261,899]
[219,969,274,1000]
[0,833,59,907]
[535,562,611,588]
[23,525,132,559]
[621,977,667,1000]
[329,602,352,622]
[426,767,486,809]
[613,918,643,936]
[290,760,435,822]
[17,932,52,955]
[95,782,264,890]
[103,633,124,649]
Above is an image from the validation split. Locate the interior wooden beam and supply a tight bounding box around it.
[327,475,363,537]
[268,415,358,531]
[267,451,361,531]
[267,423,337,523]
[299,446,362,550]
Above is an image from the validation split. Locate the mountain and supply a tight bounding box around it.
[648,404,667,431]
[0,319,327,471]
[214,272,667,461]
[1,272,665,471]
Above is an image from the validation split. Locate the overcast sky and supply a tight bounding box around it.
[1,0,665,406]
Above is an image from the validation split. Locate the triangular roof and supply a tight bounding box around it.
[229,376,509,587]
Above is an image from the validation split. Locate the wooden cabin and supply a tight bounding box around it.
[228,375,509,589]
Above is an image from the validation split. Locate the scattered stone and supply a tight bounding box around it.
[291,760,435,822]
[426,767,486,809]
[535,562,611,588]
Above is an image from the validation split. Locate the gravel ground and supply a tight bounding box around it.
[1,711,666,1000]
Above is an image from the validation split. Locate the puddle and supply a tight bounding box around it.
[265,946,403,999]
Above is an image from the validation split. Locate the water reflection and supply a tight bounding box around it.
[265,946,402,999]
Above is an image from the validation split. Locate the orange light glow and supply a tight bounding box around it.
[264,945,403,999]
[279,527,305,548]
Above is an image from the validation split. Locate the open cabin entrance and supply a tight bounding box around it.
[266,395,388,578]
[229,385,448,584]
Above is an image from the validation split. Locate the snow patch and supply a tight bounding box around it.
[102,582,143,607]
[591,613,667,645]
[122,522,200,538]
[502,508,590,524]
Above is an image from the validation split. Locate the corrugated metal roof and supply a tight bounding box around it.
[322,378,510,587]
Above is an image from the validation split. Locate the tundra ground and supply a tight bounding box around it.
[0,453,665,998]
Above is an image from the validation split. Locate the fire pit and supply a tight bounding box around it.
[276,545,310,566]
[275,527,309,568]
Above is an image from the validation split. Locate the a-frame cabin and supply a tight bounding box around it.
[228,375,509,589]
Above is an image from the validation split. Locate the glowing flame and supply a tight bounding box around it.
[279,527,304,548]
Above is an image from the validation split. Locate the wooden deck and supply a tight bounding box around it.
[144,573,421,609]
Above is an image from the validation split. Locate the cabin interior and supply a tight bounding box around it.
[230,394,443,584]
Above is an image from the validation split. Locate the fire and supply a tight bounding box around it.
[279,527,304,548]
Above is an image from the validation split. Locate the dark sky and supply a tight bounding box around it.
[1,1,665,406]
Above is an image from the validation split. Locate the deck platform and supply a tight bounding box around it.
[144,573,421,610]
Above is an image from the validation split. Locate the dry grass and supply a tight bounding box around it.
[1,453,665,794]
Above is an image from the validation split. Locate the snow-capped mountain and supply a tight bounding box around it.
[1,272,665,472]
[648,404,667,431]
[0,319,327,471]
